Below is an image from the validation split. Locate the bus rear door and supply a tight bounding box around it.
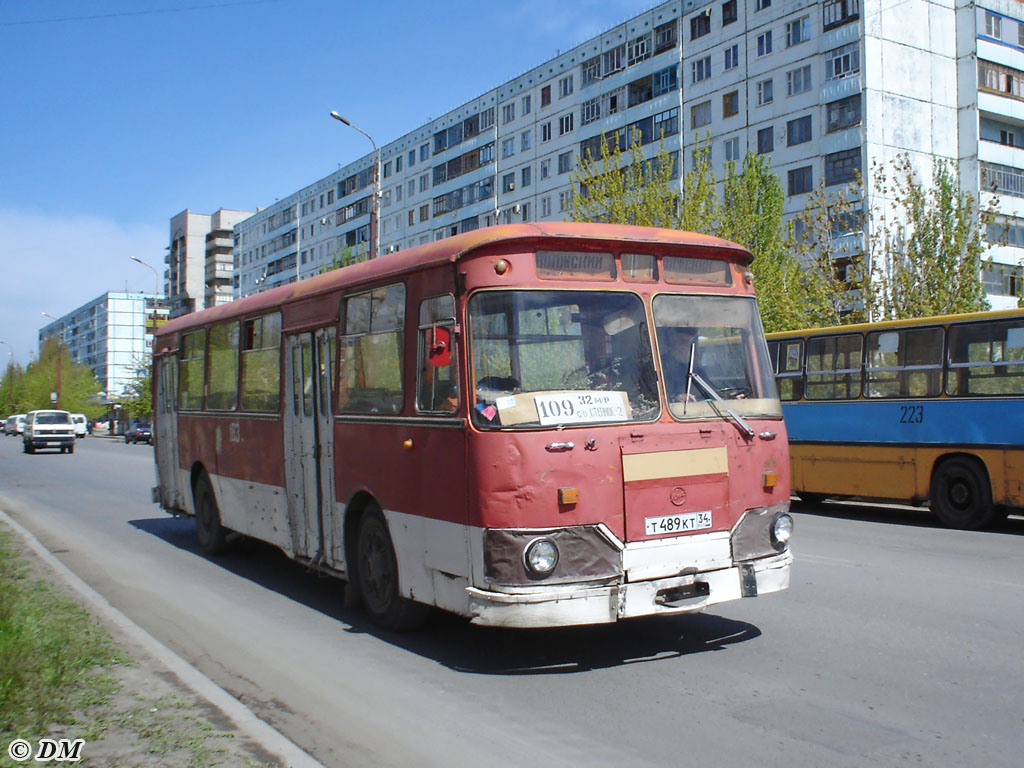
[283,329,336,563]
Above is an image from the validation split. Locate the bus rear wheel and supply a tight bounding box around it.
[193,472,229,555]
[355,505,429,631]
[930,457,995,530]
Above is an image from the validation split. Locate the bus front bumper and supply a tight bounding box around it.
[465,550,792,628]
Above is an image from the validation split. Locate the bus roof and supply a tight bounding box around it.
[766,306,1024,339]
[157,222,751,340]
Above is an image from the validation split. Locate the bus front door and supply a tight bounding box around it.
[283,330,336,564]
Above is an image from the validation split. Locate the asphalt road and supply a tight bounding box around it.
[1,434,1022,767]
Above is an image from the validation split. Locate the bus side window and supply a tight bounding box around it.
[416,295,459,413]
[179,330,206,410]
[948,320,1024,396]
[773,340,804,401]
[338,284,406,413]
[806,335,861,400]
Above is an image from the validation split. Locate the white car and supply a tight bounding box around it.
[23,410,76,454]
[5,414,25,436]
[71,413,88,438]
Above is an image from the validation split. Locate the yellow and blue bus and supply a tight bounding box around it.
[767,309,1024,529]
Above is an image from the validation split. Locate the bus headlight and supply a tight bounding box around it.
[523,538,559,578]
[771,513,794,551]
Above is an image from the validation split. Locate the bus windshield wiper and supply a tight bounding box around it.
[689,371,755,438]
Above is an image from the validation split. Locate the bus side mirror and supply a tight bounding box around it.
[427,326,451,367]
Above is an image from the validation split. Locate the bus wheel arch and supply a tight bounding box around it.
[345,494,429,631]
[929,454,998,530]
[191,466,230,555]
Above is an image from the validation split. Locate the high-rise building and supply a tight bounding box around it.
[39,292,169,399]
[233,0,1023,308]
[168,208,253,318]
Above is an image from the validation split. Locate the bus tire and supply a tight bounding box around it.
[355,504,429,631]
[193,472,230,555]
[930,456,994,530]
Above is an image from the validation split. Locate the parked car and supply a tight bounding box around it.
[6,414,26,436]
[23,410,76,454]
[71,413,88,438]
[124,420,152,445]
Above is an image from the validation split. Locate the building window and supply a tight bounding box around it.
[757,31,773,57]
[628,33,651,64]
[787,64,812,96]
[756,0,771,9]
[522,166,532,188]
[722,0,737,25]
[982,264,1023,297]
[692,56,712,83]
[559,75,574,98]
[501,138,515,159]
[603,45,625,76]
[757,78,774,105]
[723,90,739,118]
[541,158,551,179]
[825,148,861,186]
[502,172,515,193]
[420,144,430,162]
[823,0,860,32]
[788,166,813,195]
[558,151,574,174]
[825,42,860,81]
[654,107,679,137]
[523,95,532,115]
[582,56,601,85]
[521,130,531,151]
[655,20,678,52]
[502,103,515,124]
[419,174,430,192]
[978,59,1024,99]
[541,197,552,217]
[653,64,678,96]
[786,16,809,47]
[691,100,712,129]
[757,126,774,154]
[724,136,740,161]
[724,44,739,71]
[787,115,812,146]
[541,85,551,107]
[1001,129,1017,147]
[690,11,711,40]
[826,94,862,133]
[408,150,416,168]
[559,113,574,135]
[582,96,601,125]
[542,122,552,142]
[981,161,1024,197]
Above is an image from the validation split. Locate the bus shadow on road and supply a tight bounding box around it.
[130,515,761,674]
[792,499,1024,535]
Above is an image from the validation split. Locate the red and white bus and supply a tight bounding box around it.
[152,222,792,629]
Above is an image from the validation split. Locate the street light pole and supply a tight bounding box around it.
[129,255,160,300]
[330,110,379,260]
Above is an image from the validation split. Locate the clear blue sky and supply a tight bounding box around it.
[0,0,645,367]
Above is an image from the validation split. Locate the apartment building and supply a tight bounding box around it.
[39,292,169,399]
[167,208,253,318]
[234,0,1023,308]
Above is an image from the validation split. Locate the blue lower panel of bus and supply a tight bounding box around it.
[781,398,1020,448]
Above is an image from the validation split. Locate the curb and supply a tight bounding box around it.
[0,509,324,768]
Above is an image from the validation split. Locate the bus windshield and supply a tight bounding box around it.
[653,294,781,420]
[468,289,659,428]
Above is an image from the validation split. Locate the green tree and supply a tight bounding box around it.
[866,154,993,320]
[15,337,104,415]
[319,245,366,274]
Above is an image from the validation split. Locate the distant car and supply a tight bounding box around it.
[71,413,88,438]
[23,410,75,454]
[125,420,152,445]
[6,414,26,436]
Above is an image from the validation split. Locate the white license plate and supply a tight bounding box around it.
[46,441,61,446]
[644,511,713,536]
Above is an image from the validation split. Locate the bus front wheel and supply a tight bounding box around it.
[930,457,996,530]
[354,505,429,631]
[193,472,229,555]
